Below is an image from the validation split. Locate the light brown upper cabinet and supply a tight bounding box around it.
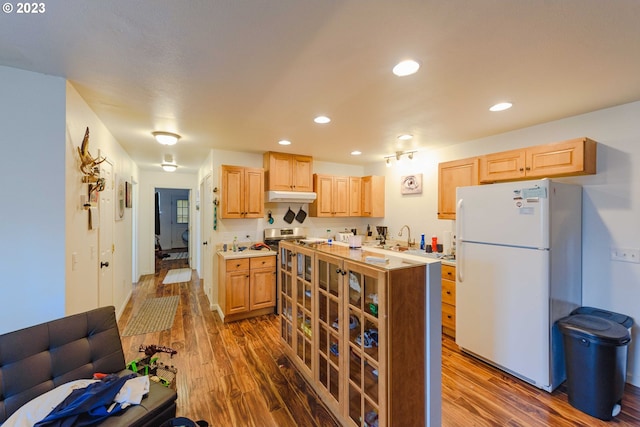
[361,175,385,217]
[438,157,479,220]
[220,165,264,218]
[349,176,362,216]
[479,137,597,183]
[263,151,313,192]
[309,174,349,217]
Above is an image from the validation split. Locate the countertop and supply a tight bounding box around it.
[306,240,456,267]
[288,241,441,271]
[217,248,277,259]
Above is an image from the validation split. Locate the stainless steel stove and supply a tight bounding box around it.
[263,227,308,251]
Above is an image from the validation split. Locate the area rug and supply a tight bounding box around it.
[165,252,188,260]
[122,295,179,336]
[162,268,192,284]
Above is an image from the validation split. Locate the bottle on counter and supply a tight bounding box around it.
[432,235,438,253]
[420,234,425,250]
[326,229,332,245]
[232,236,238,252]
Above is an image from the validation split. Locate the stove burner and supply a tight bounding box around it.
[264,227,308,251]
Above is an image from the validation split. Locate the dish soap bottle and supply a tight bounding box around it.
[232,236,238,252]
[432,235,438,253]
[420,234,425,250]
[326,229,332,245]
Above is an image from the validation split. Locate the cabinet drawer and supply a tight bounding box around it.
[226,258,250,272]
[250,256,276,269]
[442,302,456,330]
[441,264,455,281]
[442,279,456,306]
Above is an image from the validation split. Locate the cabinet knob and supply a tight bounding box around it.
[525,167,531,171]
[236,263,241,267]
[519,168,524,172]
[446,291,451,295]
[447,315,452,319]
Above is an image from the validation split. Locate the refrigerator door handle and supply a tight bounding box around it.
[457,198,464,283]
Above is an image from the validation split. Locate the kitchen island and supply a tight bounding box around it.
[278,240,441,427]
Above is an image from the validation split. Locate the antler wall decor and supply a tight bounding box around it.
[77,127,106,190]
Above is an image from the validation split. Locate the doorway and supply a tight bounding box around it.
[155,187,190,273]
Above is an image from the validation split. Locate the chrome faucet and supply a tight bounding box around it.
[398,225,415,247]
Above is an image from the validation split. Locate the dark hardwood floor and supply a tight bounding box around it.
[118,263,640,426]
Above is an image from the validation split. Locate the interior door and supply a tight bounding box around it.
[201,175,213,299]
[99,161,114,307]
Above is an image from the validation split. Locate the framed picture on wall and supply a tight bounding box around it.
[125,181,132,208]
[400,173,423,195]
[116,174,125,220]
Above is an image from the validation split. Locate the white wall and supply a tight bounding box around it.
[65,82,138,317]
[0,66,67,333]
[379,100,640,386]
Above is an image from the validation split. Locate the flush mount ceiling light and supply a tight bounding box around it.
[162,163,177,172]
[314,115,331,124]
[489,102,513,112]
[397,134,413,141]
[351,150,362,156]
[161,154,178,172]
[393,59,420,77]
[278,139,292,145]
[152,131,181,145]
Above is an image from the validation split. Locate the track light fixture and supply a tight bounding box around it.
[384,150,417,166]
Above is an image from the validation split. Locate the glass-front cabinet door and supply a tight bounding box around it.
[279,243,295,348]
[344,261,386,427]
[315,252,343,407]
[294,246,315,373]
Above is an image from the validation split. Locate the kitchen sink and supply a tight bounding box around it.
[403,249,456,261]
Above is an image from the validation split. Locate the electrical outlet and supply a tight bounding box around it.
[610,247,640,263]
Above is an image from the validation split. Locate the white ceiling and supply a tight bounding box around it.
[2,1,640,172]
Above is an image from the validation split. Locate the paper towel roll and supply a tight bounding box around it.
[442,231,453,255]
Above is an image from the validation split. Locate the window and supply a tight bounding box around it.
[176,199,189,224]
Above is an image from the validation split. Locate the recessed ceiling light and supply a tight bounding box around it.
[489,102,513,112]
[278,139,291,145]
[398,134,413,141]
[393,59,420,77]
[351,150,362,156]
[152,131,181,145]
[314,115,331,124]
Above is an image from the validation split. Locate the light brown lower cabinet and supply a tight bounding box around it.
[217,254,276,322]
[441,264,456,338]
[278,241,433,427]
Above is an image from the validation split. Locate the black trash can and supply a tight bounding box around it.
[571,306,634,330]
[558,314,631,420]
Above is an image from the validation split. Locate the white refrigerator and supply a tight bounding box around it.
[455,178,582,392]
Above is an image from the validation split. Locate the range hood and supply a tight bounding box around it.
[265,190,317,203]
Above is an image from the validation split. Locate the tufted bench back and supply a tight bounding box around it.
[0,306,126,422]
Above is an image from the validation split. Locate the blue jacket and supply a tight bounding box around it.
[35,373,137,427]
